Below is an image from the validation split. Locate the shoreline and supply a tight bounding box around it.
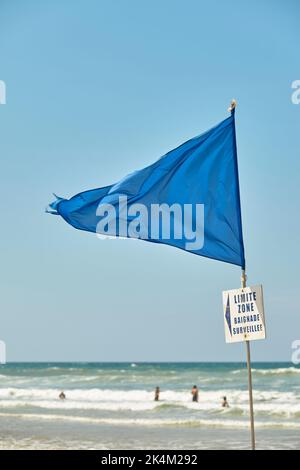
[0,416,298,450]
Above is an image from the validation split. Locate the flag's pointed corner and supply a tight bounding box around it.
[45,193,64,215]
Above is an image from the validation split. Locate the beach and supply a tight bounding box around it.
[0,362,299,450]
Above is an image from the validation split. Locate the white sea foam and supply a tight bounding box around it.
[0,388,299,417]
[253,367,300,375]
[0,412,299,430]
[232,367,300,376]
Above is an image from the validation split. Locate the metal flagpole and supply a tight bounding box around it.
[241,269,256,450]
[229,100,255,450]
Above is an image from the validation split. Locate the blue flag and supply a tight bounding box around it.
[47,110,245,268]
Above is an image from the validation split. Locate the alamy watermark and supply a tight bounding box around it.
[0,80,6,104]
[96,196,205,251]
[291,340,300,365]
[0,340,6,364]
[291,80,300,104]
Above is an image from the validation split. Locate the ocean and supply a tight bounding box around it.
[0,362,299,450]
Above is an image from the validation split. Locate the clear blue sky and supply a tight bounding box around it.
[1,0,299,361]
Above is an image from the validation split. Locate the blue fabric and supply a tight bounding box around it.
[47,111,245,268]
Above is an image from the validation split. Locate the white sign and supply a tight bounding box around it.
[222,285,266,343]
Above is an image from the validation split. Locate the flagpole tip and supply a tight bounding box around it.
[228,99,237,113]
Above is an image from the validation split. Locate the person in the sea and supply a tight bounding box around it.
[191,385,199,402]
[221,396,229,408]
[154,386,160,401]
[59,391,66,400]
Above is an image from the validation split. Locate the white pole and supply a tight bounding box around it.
[241,269,256,450]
